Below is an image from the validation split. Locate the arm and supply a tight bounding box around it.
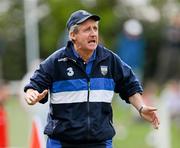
[129,93,160,129]
[24,56,54,104]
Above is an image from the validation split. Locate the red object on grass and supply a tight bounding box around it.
[30,120,41,148]
[30,117,45,148]
[0,106,8,147]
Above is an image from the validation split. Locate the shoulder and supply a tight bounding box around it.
[45,47,66,61]
[40,47,66,67]
[97,44,118,57]
[49,47,66,58]
[98,44,122,62]
[99,44,132,71]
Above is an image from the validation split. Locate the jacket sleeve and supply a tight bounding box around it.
[113,55,143,103]
[24,57,54,104]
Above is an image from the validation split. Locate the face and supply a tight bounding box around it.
[70,19,99,52]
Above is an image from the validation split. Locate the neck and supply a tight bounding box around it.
[79,51,93,62]
[74,45,94,62]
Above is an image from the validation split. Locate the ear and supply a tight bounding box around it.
[70,32,76,41]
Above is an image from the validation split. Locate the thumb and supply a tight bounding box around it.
[145,106,157,112]
[38,89,48,99]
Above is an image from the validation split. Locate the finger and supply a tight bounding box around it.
[153,114,160,125]
[29,91,39,100]
[29,91,41,103]
[147,107,157,112]
[32,90,40,97]
[151,114,160,129]
[152,123,158,129]
[152,118,159,129]
[26,89,39,101]
[42,89,48,96]
[141,113,153,122]
[141,106,157,114]
[25,95,36,105]
[156,115,160,125]
[26,99,35,105]
[38,89,48,99]
[25,89,41,105]
[151,113,159,122]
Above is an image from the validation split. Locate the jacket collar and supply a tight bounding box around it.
[64,41,110,62]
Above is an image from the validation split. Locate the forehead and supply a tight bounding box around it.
[79,19,98,27]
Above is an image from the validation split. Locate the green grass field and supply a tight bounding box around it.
[5,95,180,148]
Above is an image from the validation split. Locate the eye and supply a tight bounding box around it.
[93,26,98,31]
[84,27,91,32]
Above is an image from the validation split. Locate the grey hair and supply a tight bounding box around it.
[68,24,80,41]
[68,21,99,41]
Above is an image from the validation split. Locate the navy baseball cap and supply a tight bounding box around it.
[66,10,100,30]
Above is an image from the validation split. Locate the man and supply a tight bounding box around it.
[24,10,160,148]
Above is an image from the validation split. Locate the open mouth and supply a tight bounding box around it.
[88,40,96,44]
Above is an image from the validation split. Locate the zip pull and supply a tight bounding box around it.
[58,57,77,63]
[67,58,77,63]
[88,80,90,90]
[58,57,68,62]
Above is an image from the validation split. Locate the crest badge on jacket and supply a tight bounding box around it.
[100,66,108,76]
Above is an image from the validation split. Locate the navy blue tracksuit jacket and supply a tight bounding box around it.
[24,41,143,143]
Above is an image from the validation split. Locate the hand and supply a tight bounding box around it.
[25,89,48,105]
[139,105,160,129]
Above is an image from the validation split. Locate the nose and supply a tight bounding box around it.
[90,28,96,36]
[90,29,96,36]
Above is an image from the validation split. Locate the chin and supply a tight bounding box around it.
[87,48,96,51]
[87,45,97,51]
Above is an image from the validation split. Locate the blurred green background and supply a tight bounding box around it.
[1,0,178,81]
[1,0,180,147]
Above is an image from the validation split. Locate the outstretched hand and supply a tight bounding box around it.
[139,105,160,129]
[25,89,48,105]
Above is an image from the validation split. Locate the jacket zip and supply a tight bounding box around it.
[87,78,90,140]
[67,58,91,139]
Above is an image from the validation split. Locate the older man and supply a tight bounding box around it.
[24,10,160,148]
